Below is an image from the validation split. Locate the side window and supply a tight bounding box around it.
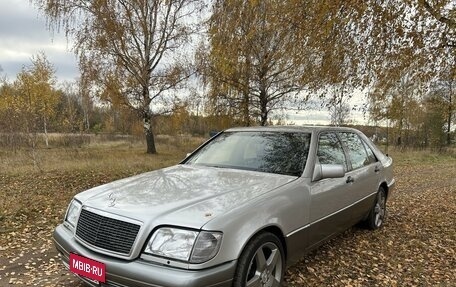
[362,139,377,164]
[339,132,371,169]
[317,133,348,171]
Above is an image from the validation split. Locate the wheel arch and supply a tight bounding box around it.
[232,226,287,286]
[263,226,288,261]
[379,181,389,199]
[239,225,288,262]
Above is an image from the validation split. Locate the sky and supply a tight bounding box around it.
[0,0,79,82]
[0,0,367,125]
[286,94,368,126]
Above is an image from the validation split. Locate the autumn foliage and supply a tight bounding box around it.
[0,0,454,151]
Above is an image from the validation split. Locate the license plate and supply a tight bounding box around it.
[70,253,106,283]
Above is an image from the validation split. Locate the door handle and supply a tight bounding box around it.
[346,176,355,183]
[374,166,381,173]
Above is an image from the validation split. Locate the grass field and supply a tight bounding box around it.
[0,138,455,286]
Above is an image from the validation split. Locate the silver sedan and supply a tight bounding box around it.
[53,126,395,287]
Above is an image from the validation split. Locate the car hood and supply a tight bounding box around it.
[76,164,296,229]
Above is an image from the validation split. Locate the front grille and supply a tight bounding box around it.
[76,209,140,255]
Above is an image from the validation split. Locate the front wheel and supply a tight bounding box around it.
[232,232,285,287]
[366,187,387,230]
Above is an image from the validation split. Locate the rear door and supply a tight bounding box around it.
[338,132,381,221]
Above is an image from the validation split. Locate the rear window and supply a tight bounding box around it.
[339,132,372,170]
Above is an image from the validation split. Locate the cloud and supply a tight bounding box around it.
[0,0,78,81]
[286,110,330,125]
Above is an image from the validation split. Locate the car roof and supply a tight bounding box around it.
[225,125,360,133]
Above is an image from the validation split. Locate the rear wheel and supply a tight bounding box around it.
[233,232,285,287]
[366,187,387,229]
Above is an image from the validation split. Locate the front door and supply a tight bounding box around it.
[308,132,353,248]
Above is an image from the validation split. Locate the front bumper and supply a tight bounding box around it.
[53,224,236,287]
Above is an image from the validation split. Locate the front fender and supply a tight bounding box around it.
[201,178,311,267]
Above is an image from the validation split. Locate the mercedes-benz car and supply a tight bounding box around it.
[53,126,395,287]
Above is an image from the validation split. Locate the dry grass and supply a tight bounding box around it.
[386,148,456,165]
[0,140,455,286]
[0,135,206,233]
[0,134,205,175]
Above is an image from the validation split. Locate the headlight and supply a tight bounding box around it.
[65,199,82,228]
[145,227,198,261]
[144,227,222,263]
[190,231,223,263]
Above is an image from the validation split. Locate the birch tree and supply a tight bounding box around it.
[202,0,312,126]
[0,54,59,165]
[288,0,455,144]
[34,0,202,153]
[14,53,59,148]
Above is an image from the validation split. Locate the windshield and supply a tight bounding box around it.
[185,131,311,176]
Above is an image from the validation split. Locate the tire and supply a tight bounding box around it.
[366,187,387,230]
[232,232,285,287]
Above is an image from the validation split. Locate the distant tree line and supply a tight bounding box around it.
[0,55,236,150]
[0,0,454,153]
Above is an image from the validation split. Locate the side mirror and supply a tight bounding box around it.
[313,163,345,181]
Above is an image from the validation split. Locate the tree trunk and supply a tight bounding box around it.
[242,57,251,127]
[85,112,90,131]
[446,91,453,146]
[143,113,157,154]
[43,117,49,148]
[447,112,452,146]
[259,91,268,126]
[242,91,250,126]
[258,62,268,126]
